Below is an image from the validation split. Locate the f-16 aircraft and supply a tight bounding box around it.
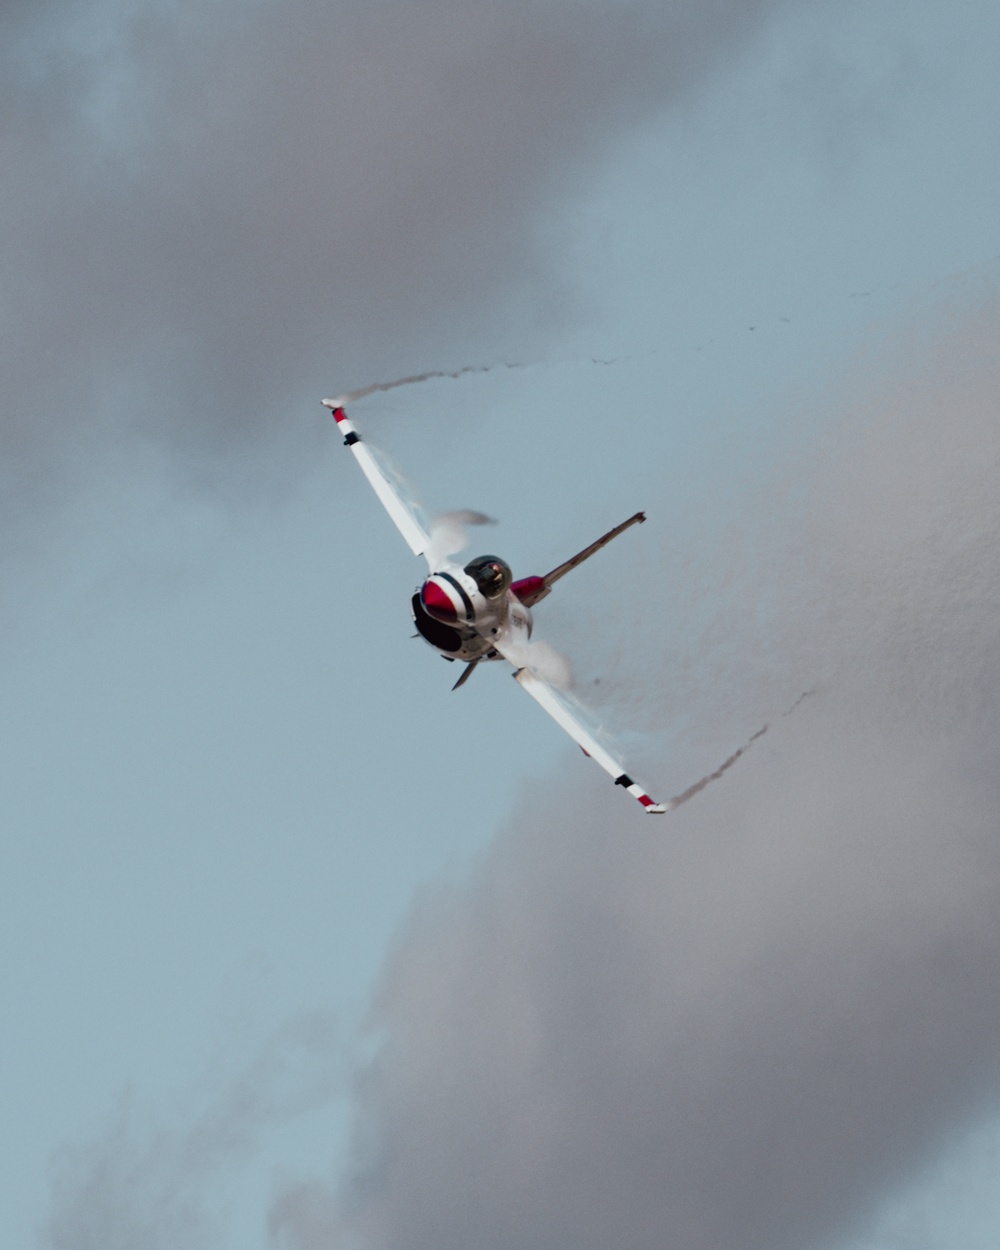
[324,399,666,813]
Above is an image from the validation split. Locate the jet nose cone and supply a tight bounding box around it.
[421,577,459,623]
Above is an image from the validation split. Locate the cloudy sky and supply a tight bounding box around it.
[3,1,1000,1247]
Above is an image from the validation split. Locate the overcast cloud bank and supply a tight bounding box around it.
[24,3,1000,1247]
[1,0,788,543]
[43,1013,340,1250]
[270,298,1000,1250]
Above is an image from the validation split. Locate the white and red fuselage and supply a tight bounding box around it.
[414,559,537,665]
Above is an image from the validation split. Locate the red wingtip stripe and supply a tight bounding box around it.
[332,406,347,423]
[638,794,655,807]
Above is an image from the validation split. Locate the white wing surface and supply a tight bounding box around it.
[323,401,431,558]
[493,627,667,814]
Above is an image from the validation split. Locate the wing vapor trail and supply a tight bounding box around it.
[329,351,647,407]
[331,362,529,406]
[502,638,574,690]
[425,509,494,567]
[665,689,816,812]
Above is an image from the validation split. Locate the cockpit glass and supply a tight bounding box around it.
[464,555,512,598]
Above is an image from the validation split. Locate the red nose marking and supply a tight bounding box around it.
[421,579,458,622]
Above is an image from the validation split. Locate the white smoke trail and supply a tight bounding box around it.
[665,690,815,811]
[425,510,494,567]
[498,635,575,689]
[519,640,574,690]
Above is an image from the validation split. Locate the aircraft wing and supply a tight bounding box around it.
[323,401,431,559]
[493,629,667,814]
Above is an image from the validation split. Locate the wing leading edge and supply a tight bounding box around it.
[323,401,431,558]
[325,397,666,814]
[506,662,667,814]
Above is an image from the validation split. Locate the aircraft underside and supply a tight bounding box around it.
[410,592,498,662]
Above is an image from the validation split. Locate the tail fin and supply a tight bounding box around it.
[512,512,646,607]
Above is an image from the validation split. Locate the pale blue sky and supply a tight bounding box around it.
[3,3,1000,1248]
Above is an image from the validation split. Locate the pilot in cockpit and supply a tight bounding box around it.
[464,555,512,599]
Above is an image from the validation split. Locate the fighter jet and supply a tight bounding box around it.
[324,399,665,813]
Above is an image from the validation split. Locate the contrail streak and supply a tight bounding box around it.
[666,690,815,811]
[328,353,648,407]
[329,363,529,406]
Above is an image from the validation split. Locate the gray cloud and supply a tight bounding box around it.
[269,297,1000,1250]
[1,0,789,547]
[42,1012,341,1250]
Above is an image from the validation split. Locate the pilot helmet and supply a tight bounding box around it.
[464,555,512,599]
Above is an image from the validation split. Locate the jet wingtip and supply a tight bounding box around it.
[638,794,668,813]
[321,398,348,420]
[617,774,669,814]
